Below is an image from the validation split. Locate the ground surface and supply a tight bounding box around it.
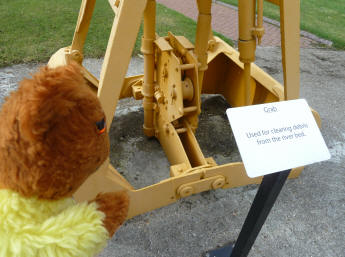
[0,47,344,257]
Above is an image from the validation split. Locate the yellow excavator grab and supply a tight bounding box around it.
[48,0,320,219]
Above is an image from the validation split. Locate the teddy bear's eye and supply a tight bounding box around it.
[96,118,106,134]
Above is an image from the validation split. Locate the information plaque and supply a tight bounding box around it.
[226,99,331,178]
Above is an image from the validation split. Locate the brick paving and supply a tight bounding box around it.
[157,0,317,48]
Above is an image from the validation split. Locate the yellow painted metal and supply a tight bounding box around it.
[238,0,256,105]
[254,0,265,45]
[108,0,120,15]
[97,0,147,131]
[203,37,282,106]
[280,0,301,100]
[72,0,97,57]
[195,0,212,96]
[142,0,156,137]
[47,0,321,219]
[48,0,99,91]
[75,160,303,219]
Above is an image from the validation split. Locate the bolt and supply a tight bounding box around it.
[212,177,225,189]
[178,186,193,197]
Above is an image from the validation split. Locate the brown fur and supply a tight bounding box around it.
[92,191,129,237]
[0,63,128,235]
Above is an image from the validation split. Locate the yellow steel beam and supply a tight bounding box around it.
[195,0,212,95]
[280,0,300,100]
[71,0,97,55]
[108,0,120,15]
[97,0,147,131]
[75,160,303,219]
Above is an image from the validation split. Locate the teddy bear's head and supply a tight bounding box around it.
[0,64,110,200]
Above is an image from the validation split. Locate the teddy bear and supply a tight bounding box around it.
[0,63,129,257]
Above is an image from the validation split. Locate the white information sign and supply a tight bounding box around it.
[226,99,331,178]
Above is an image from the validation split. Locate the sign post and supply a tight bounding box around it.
[205,99,330,257]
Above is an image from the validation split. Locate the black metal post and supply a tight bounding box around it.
[205,169,291,257]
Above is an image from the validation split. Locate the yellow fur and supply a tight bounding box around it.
[0,189,108,257]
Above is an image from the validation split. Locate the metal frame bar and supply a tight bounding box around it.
[280,0,300,100]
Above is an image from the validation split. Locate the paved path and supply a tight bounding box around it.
[157,0,320,47]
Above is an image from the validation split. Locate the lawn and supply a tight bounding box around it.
[0,0,230,67]
[218,0,345,49]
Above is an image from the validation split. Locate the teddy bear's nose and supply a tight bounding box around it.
[96,118,106,134]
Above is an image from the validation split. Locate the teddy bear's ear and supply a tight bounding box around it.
[17,64,87,142]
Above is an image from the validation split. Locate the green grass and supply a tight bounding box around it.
[0,0,231,67]
[218,0,345,49]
